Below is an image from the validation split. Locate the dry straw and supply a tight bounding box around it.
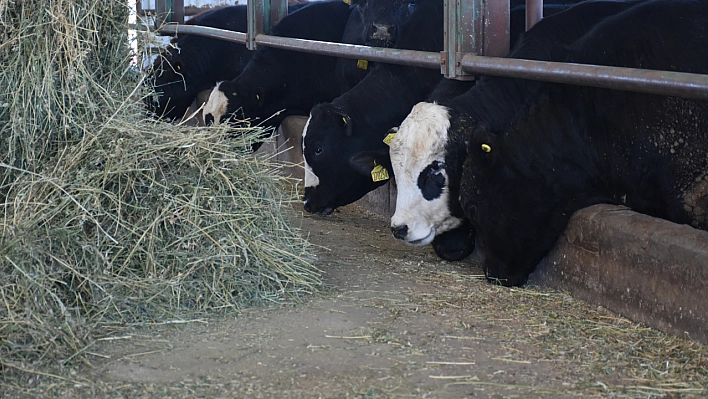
[0,0,319,377]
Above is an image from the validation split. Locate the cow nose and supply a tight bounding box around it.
[371,23,395,42]
[303,200,314,214]
[391,225,408,240]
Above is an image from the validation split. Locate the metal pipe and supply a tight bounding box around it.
[525,0,543,31]
[460,53,708,100]
[157,24,708,100]
[159,24,248,44]
[254,34,441,69]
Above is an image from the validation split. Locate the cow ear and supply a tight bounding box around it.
[253,88,265,109]
[469,125,499,166]
[334,111,354,136]
[349,149,391,180]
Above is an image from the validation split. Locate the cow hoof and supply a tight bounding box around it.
[431,226,475,261]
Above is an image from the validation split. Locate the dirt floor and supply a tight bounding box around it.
[5,204,707,398]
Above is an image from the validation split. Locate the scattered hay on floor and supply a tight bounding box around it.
[0,0,320,379]
[410,269,708,397]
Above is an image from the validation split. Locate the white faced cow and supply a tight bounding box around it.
[388,0,641,254]
[390,102,464,245]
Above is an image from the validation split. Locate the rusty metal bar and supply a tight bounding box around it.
[460,53,708,100]
[525,0,543,30]
[255,35,441,69]
[156,25,708,101]
[270,0,288,30]
[484,0,510,57]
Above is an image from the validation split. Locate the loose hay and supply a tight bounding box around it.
[0,0,319,377]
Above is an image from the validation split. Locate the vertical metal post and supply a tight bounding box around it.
[155,0,168,28]
[484,0,510,57]
[248,0,288,50]
[444,0,509,80]
[270,0,288,30]
[172,0,184,24]
[525,0,543,30]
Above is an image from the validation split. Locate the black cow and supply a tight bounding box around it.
[350,0,574,47]
[302,0,446,216]
[146,4,312,121]
[146,6,251,121]
[461,0,708,286]
[388,0,642,261]
[202,1,358,134]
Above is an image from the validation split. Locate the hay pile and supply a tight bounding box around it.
[0,0,319,376]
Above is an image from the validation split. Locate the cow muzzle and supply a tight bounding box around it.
[367,23,396,46]
[302,196,335,216]
[391,223,435,246]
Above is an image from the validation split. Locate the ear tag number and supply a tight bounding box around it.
[371,161,390,182]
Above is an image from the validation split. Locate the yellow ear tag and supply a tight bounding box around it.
[481,143,492,153]
[357,59,369,70]
[383,132,396,146]
[371,161,390,182]
[342,117,348,125]
[343,0,351,4]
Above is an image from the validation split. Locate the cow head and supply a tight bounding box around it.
[203,49,288,129]
[461,124,597,286]
[390,102,464,245]
[147,44,208,121]
[351,0,418,47]
[302,103,392,215]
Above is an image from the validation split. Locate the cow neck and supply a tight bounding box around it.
[443,110,477,220]
[335,63,441,142]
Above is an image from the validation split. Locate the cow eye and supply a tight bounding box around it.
[314,147,323,156]
[429,161,445,187]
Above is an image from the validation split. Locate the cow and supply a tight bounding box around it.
[350,0,575,47]
[202,1,359,136]
[301,0,585,260]
[460,0,708,286]
[302,0,446,217]
[146,6,252,121]
[388,0,643,262]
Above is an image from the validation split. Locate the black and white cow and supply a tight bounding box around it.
[389,1,642,261]
[461,0,708,286]
[302,0,446,216]
[302,0,585,260]
[202,1,357,133]
[146,6,252,121]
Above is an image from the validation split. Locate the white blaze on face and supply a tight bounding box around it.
[202,82,228,125]
[390,102,462,245]
[301,114,320,188]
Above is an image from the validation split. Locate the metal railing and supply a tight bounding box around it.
[156,0,708,101]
